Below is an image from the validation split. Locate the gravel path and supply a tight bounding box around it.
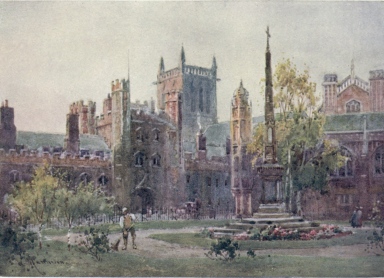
[48,227,374,259]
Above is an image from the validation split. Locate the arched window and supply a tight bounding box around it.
[331,147,353,177]
[374,146,384,175]
[346,100,361,113]
[79,173,91,185]
[134,151,145,166]
[206,91,210,114]
[9,170,20,183]
[152,128,160,141]
[152,153,161,167]
[199,88,204,112]
[98,175,109,186]
[136,127,143,141]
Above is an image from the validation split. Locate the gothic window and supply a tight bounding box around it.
[79,173,91,185]
[338,194,352,205]
[225,179,228,186]
[346,100,361,113]
[134,151,145,167]
[152,153,161,167]
[216,179,219,187]
[152,128,160,141]
[199,88,204,112]
[186,175,190,183]
[9,170,20,183]
[98,175,109,186]
[206,91,210,114]
[136,127,143,141]
[206,177,211,187]
[374,146,384,175]
[331,147,353,177]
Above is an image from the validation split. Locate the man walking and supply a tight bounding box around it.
[119,207,137,250]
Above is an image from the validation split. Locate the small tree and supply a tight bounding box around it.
[55,182,114,250]
[7,165,59,249]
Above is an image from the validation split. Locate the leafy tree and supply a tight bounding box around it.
[55,181,114,250]
[248,58,344,212]
[7,165,59,249]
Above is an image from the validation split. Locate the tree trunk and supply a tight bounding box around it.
[67,225,71,251]
[38,225,42,249]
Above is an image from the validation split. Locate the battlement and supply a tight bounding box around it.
[184,151,229,171]
[0,148,111,167]
[323,74,338,83]
[184,65,213,78]
[158,67,181,81]
[370,69,384,80]
[111,79,129,92]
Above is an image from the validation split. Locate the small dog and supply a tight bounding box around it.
[111,238,120,251]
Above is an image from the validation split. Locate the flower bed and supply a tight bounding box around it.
[207,224,352,241]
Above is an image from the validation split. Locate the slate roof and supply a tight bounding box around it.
[324,112,384,132]
[16,131,110,151]
[204,116,264,158]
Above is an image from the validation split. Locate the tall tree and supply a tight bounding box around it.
[248,59,344,213]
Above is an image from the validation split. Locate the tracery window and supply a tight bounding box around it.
[98,175,109,186]
[346,100,361,113]
[136,127,143,141]
[134,151,145,166]
[374,146,384,175]
[9,170,20,183]
[79,173,91,185]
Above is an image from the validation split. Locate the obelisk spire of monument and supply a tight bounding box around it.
[264,26,277,164]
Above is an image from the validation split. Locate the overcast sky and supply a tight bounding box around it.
[1,1,384,133]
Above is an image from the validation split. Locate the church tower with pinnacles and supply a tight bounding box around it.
[156,47,218,154]
[230,80,254,217]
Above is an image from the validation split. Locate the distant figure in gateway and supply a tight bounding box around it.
[120,207,137,250]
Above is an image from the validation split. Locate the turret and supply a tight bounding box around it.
[180,45,186,68]
[158,57,165,74]
[211,56,217,74]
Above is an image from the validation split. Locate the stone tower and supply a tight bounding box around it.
[156,46,218,153]
[230,81,253,217]
[322,74,338,115]
[369,69,384,112]
[0,100,16,151]
[256,27,284,205]
[111,77,131,207]
[64,108,80,154]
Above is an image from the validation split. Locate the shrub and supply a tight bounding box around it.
[75,227,110,261]
[0,222,44,275]
[204,238,240,262]
[366,222,384,256]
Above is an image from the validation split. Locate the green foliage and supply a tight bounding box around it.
[246,248,256,258]
[204,238,240,262]
[249,229,261,240]
[366,222,384,256]
[248,58,344,193]
[7,164,59,227]
[75,227,111,261]
[0,222,45,275]
[55,181,114,228]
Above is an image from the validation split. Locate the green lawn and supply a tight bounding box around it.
[1,239,384,277]
[149,228,370,250]
[42,219,231,236]
[2,221,383,277]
